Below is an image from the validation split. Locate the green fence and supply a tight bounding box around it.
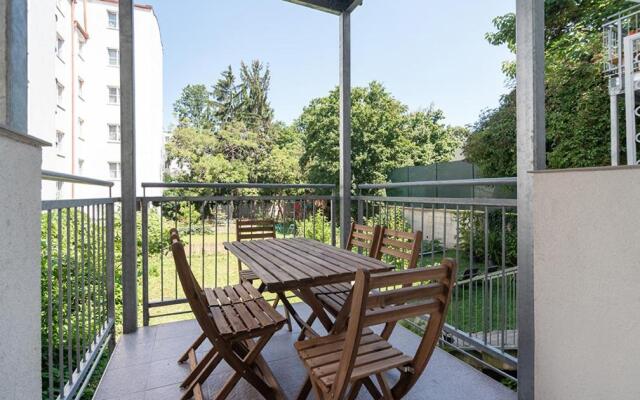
[387,161,516,199]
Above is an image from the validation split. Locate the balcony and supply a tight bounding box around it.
[39,178,519,399]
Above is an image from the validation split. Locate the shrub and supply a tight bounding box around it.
[295,210,335,244]
[457,208,517,269]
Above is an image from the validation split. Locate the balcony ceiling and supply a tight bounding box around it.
[283,0,362,15]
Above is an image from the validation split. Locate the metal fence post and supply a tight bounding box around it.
[105,202,116,351]
[330,187,337,246]
[141,199,150,326]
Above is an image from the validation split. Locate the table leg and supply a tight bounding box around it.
[296,287,334,334]
[277,292,320,337]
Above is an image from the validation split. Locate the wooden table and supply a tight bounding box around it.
[224,238,393,335]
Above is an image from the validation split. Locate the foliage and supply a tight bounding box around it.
[174,60,273,132]
[295,210,334,244]
[40,209,163,399]
[464,0,631,176]
[363,206,411,233]
[166,61,303,194]
[297,82,466,188]
[457,209,517,269]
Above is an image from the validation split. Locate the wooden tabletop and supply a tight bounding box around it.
[224,238,393,292]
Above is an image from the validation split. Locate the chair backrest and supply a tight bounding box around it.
[169,228,223,342]
[373,228,423,270]
[345,222,382,257]
[331,259,457,399]
[236,219,276,241]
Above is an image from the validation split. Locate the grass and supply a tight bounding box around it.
[142,228,314,325]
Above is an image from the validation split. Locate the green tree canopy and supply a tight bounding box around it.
[465,0,630,176]
[297,81,465,187]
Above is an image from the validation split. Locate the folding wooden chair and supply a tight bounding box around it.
[236,219,292,331]
[310,227,422,339]
[296,223,382,340]
[295,259,457,400]
[170,228,287,400]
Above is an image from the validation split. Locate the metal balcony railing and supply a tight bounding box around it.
[41,172,117,400]
[602,4,640,77]
[354,178,518,384]
[38,175,519,397]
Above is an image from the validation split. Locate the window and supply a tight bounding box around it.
[107,11,118,29]
[108,162,121,180]
[56,131,65,154]
[78,77,84,99]
[56,182,64,200]
[78,118,85,139]
[56,81,64,105]
[78,38,85,58]
[107,48,119,66]
[78,159,84,175]
[56,34,64,59]
[107,86,119,104]
[108,124,121,142]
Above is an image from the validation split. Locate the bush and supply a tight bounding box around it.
[457,208,517,269]
[295,210,334,244]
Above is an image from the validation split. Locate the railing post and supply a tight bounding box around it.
[106,202,116,350]
[330,187,337,246]
[141,199,150,326]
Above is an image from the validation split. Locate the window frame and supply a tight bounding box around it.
[56,33,65,60]
[107,10,118,29]
[107,48,119,66]
[55,130,65,156]
[107,86,120,105]
[108,162,121,180]
[107,123,121,142]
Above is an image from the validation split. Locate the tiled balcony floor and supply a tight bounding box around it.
[94,304,516,400]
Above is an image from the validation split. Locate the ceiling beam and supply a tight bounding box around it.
[283,0,362,15]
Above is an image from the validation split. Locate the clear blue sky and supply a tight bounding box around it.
[142,0,515,130]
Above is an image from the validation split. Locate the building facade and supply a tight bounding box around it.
[29,0,163,199]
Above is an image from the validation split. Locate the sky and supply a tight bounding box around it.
[142,0,515,130]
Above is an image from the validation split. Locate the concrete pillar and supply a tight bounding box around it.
[516,0,546,399]
[0,1,49,398]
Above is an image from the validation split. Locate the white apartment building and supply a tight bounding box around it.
[29,0,164,199]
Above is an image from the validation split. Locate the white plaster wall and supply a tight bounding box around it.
[532,166,640,400]
[402,207,458,247]
[29,1,163,199]
[0,134,42,400]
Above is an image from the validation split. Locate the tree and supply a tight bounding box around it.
[239,60,274,131]
[297,81,465,187]
[464,0,630,176]
[173,84,215,130]
[212,66,241,127]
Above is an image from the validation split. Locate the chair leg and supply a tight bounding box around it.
[213,333,283,400]
[181,349,223,400]
[181,347,220,389]
[273,293,292,332]
[296,377,312,400]
[362,377,383,399]
[297,313,317,342]
[178,332,206,364]
[381,322,397,340]
[346,380,363,400]
[376,373,393,400]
